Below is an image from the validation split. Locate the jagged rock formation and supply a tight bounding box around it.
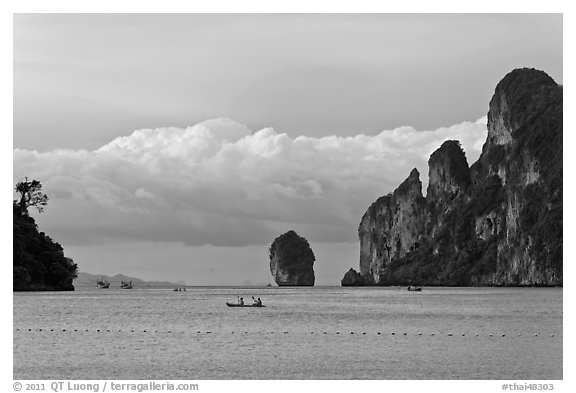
[358,168,428,284]
[347,68,562,287]
[13,203,78,291]
[269,230,315,286]
[341,268,367,286]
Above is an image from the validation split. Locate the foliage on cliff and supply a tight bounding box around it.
[13,180,78,291]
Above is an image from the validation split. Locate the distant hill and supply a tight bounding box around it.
[74,272,185,289]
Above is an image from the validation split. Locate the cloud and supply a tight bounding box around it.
[13,117,487,247]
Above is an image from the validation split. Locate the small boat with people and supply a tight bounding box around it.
[226,302,266,308]
[407,286,422,292]
[96,277,110,289]
[226,296,265,307]
[120,281,133,289]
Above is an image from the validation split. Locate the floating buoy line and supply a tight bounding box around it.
[14,328,559,338]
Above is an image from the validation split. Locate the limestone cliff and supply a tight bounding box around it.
[358,168,428,284]
[269,230,315,286]
[347,68,562,286]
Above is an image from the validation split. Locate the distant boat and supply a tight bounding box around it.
[226,302,265,308]
[407,286,422,292]
[266,283,272,287]
[120,281,133,289]
[96,277,110,289]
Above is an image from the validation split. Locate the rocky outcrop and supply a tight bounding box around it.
[13,202,78,291]
[341,268,367,286]
[427,140,471,206]
[269,230,315,286]
[345,68,562,287]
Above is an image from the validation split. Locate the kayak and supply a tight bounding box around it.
[407,286,422,292]
[226,302,265,308]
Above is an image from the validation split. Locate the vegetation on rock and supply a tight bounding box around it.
[13,179,78,291]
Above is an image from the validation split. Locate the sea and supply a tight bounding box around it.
[13,286,562,380]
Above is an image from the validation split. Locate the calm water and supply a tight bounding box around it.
[13,287,562,379]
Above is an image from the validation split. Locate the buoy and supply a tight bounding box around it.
[39,329,42,331]
[336,331,340,334]
[461,333,465,336]
[489,334,493,337]
[534,334,538,337]
[350,332,354,334]
[391,332,395,335]
[475,334,479,337]
[447,333,452,336]
[501,334,506,337]
[324,332,327,334]
[550,334,555,337]
[231,331,234,334]
[377,332,381,335]
[517,334,521,337]
[96,329,100,332]
[430,333,434,336]
[62,329,66,332]
[107,329,111,332]
[28,329,32,331]
[403,333,407,336]
[363,332,366,335]
[143,330,147,333]
[310,331,314,334]
[74,329,77,332]
[418,332,422,335]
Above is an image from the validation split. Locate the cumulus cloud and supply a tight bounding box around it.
[13,117,487,247]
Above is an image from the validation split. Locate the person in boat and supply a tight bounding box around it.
[239,297,244,306]
[256,297,262,306]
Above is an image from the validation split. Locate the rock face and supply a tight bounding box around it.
[347,68,562,286]
[269,230,315,286]
[341,268,366,286]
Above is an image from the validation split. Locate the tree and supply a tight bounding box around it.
[15,177,48,214]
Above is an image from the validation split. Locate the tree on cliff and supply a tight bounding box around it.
[13,179,78,291]
[15,177,48,214]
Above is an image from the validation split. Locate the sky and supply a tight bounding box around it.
[12,13,563,285]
